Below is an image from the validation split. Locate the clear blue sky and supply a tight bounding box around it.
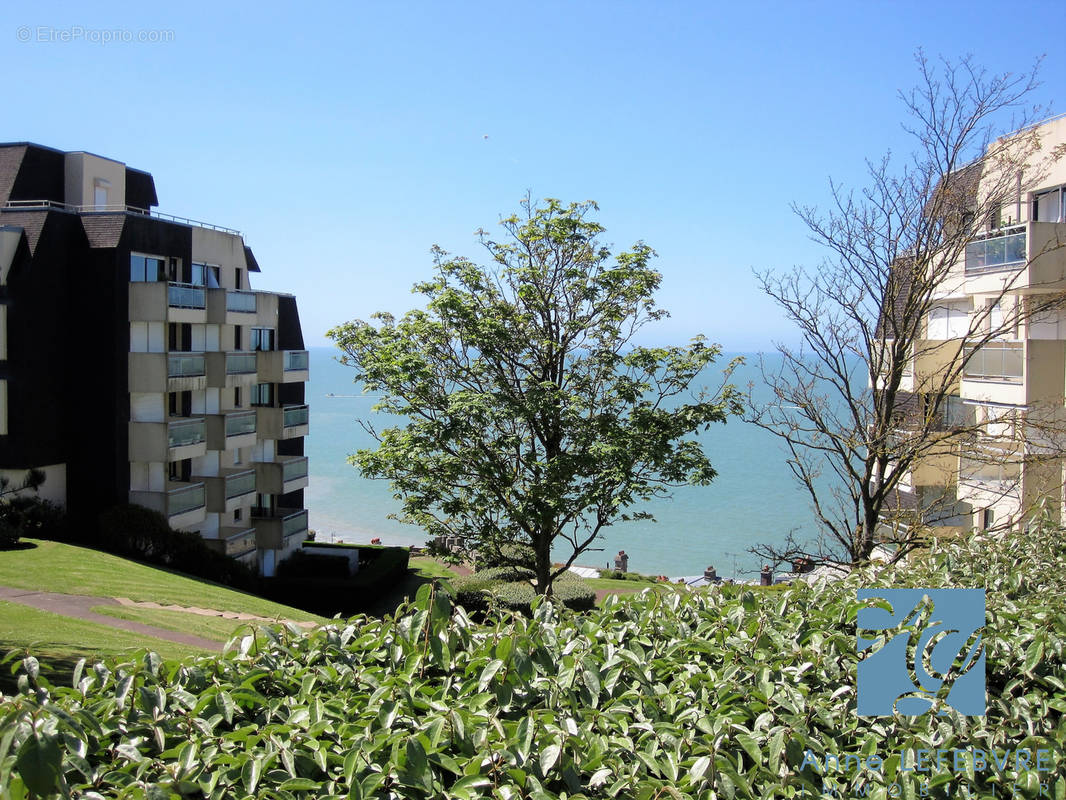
[7,1,1065,350]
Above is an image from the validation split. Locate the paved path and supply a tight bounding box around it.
[0,586,223,650]
[0,586,317,652]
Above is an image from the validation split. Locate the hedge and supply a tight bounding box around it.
[1,520,1063,798]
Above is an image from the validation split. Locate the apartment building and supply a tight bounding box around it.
[0,143,309,575]
[891,115,1066,535]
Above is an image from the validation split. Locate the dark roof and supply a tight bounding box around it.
[80,214,127,248]
[243,245,261,273]
[125,167,157,209]
[0,209,49,254]
[0,145,27,206]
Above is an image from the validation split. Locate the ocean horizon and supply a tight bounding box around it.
[303,347,826,580]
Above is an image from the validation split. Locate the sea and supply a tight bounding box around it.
[303,347,823,581]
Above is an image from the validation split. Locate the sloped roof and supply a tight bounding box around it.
[80,214,127,248]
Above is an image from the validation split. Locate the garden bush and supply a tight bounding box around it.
[451,566,596,615]
[1,522,1063,798]
[97,504,260,592]
[275,549,351,579]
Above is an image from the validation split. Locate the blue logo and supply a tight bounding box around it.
[857,588,985,716]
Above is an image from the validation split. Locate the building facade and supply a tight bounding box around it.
[0,143,308,575]
[891,115,1066,535]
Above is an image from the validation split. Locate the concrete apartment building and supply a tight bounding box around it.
[0,143,309,575]
[892,115,1066,535]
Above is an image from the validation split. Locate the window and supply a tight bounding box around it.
[251,327,275,352]
[250,382,275,407]
[130,254,166,282]
[168,458,191,483]
[93,179,110,208]
[234,508,242,522]
[234,325,242,351]
[168,322,192,352]
[982,508,995,530]
[235,268,244,290]
[191,263,222,288]
[1033,187,1064,223]
[234,386,242,408]
[169,391,192,417]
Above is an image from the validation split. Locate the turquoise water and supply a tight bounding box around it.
[303,347,818,580]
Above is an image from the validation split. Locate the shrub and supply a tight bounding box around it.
[97,504,259,591]
[276,549,351,579]
[451,566,595,615]
[2,522,1066,797]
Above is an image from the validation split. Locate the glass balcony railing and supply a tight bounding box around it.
[963,341,1024,382]
[282,509,309,538]
[225,352,258,374]
[283,404,309,428]
[168,353,206,378]
[959,456,1020,486]
[222,529,257,556]
[226,290,257,313]
[964,227,1026,275]
[168,418,205,448]
[168,282,206,309]
[284,350,309,371]
[225,410,257,437]
[282,457,309,482]
[225,469,256,499]
[168,483,206,516]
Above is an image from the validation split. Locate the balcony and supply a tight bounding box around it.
[257,349,310,383]
[129,282,207,323]
[256,404,310,439]
[206,409,258,450]
[251,507,308,550]
[197,468,257,513]
[129,417,206,461]
[964,221,1066,295]
[963,341,1024,383]
[168,282,206,310]
[254,455,309,494]
[205,351,259,389]
[965,226,1026,275]
[205,526,258,560]
[207,288,258,324]
[205,526,258,559]
[129,351,207,392]
[129,481,206,530]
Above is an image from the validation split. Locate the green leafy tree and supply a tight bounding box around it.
[329,198,741,595]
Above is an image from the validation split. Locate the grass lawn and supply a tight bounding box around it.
[0,540,329,623]
[0,600,208,694]
[89,605,274,643]
[410,557,461,582]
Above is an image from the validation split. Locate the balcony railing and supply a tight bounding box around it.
[959,455,1021,486]
[225,352,258,375]
[962,341,1024,382]
[283,404,309,428]
[168,418,205,448]
[168,282,206,309]
[168,483,206,516]
[284,350,309,371]
[226,290,257,313]
[225,409,257,437]
[168,353,206,378]
[282,457,309,483]
[964,226,1026,275]
[225,469,257,500]
[282,509,309,538]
